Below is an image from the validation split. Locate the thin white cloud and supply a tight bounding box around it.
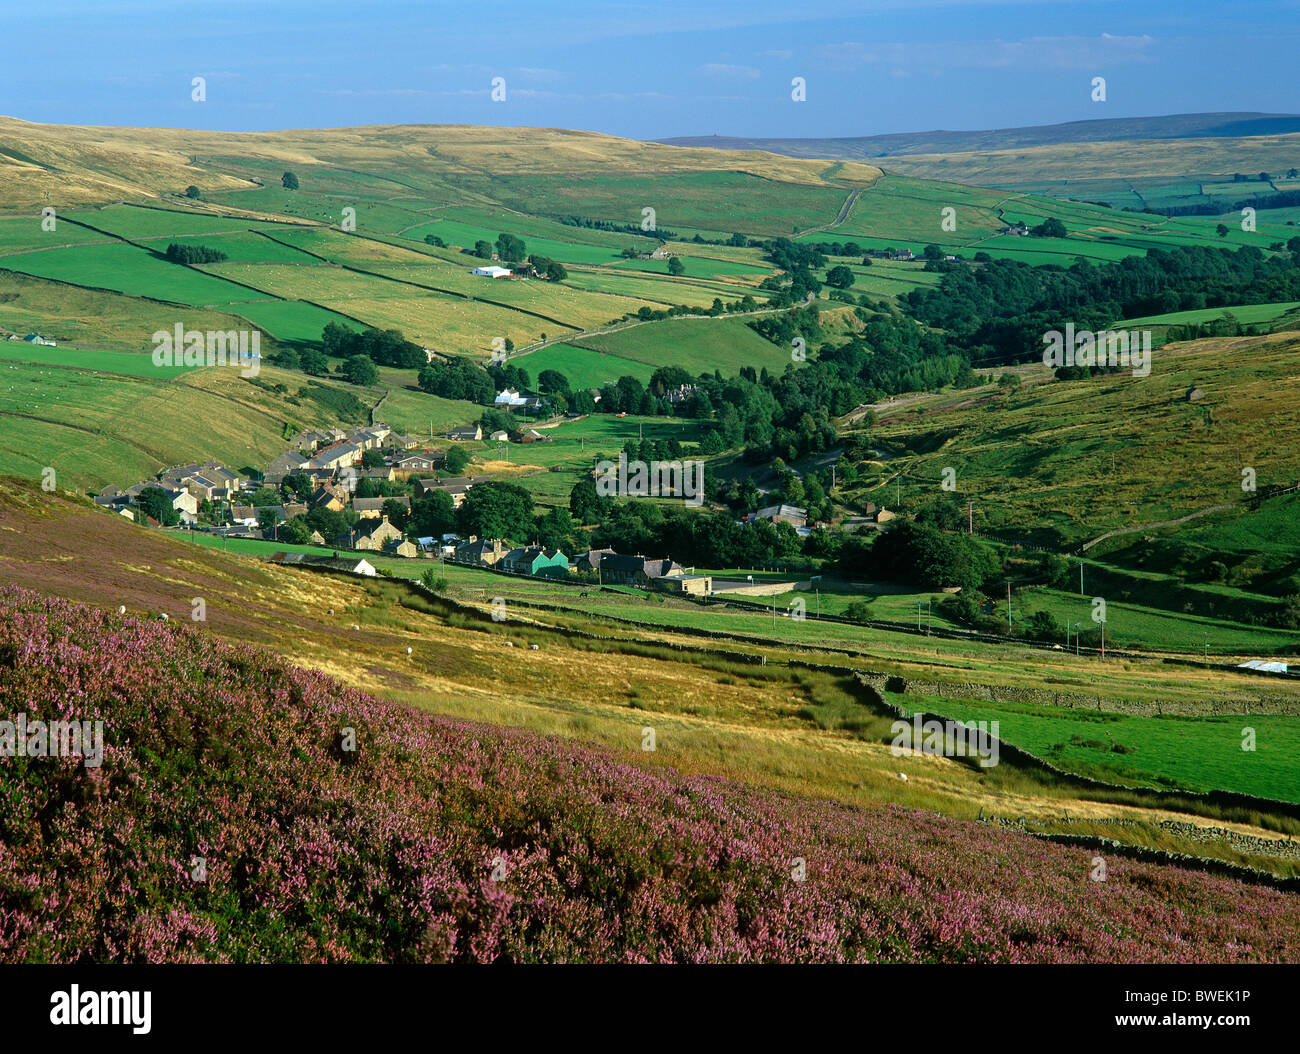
[699,62,761,80]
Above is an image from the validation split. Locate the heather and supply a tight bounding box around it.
[0,585,1296,963]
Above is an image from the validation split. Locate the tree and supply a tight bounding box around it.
[569,477,611,524]
[418,359,494,402]
[137,486,180,527]
[282,171,299,190]
[300,349,330,376]
[545,260,567,281]
[444,445,471,475]
[1216,224,1230,238]
[534,507,576,551]
[382,498,411,531]
[185,185,201,199]
[473,240,494,260]
[424,234,446,247]
[667,257,686,276]
[826,264,855,289]
[1030,217,1067,238]
[496,233,526,263]
[1023,610,1059,642]
[456,481,534,539]
[342,355,379,386]
[279,516,313,545]
[361,448,386,469]
[411,491,456,538]
[538,369,569,393]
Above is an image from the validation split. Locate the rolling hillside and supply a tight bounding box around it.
[856,330,1300,552]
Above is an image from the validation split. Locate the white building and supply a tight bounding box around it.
[495,388,527,407]
[471,265,513,278]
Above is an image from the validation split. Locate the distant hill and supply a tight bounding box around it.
[659,113,1300,160]
[0,116,881,214]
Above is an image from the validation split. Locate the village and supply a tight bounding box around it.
[85,404,787,597]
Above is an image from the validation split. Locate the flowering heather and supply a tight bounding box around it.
[0,584,1296,963]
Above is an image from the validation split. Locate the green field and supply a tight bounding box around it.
[1119,301,1300,329]
[569,316,792,376]
[894,693,1300,803]
[1,242,262,306]
[513,342,655,386]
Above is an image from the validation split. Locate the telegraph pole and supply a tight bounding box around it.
[1006,580,1012,635]
[1079,560,1084,596]
[968,501,974,535]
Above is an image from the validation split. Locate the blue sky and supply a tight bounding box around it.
[4,0,1297,138]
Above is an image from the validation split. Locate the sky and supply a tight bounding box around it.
[3,0,1298,139]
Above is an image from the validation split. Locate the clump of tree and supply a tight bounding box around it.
[282,171,299,190]
[164,243,228,265]
[1029,217,1067,238]
[184,186,201,199]
[495,233,526,263]
[525,254,567,281]
[321,323,426,369]
[418,358,495,403]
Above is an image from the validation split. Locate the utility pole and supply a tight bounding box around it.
[1073,623,1080,655]
[917,600,923,633]
[1100,620,1105,661]
[1006,580,1012,635]
[1079,560,1084,596]
[969,501,974,535]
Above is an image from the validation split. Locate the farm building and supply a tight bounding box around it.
[660,574,713,596]
[471,265,513,278]
[502,546,570,578]
[599,554,685,587]
[571,548,615,575]
[1237,659,1289,674]
[352,496,411,520]
[455,538,509,567]
[268,552,377,577]
[750,504,808,528]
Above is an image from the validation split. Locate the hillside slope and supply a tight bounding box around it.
[0,117,880,214]
[2,582,1298,963]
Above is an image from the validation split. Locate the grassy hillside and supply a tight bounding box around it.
[0,117,880,219]
[854,331,1300,551]
[8,582,1300,962]
[5,477,1300,864]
